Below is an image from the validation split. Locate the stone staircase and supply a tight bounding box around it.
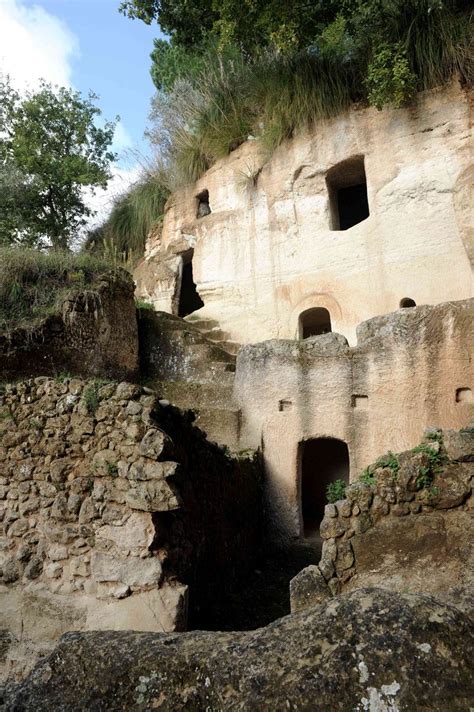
[184,315,241,356]
[138,310,242,450]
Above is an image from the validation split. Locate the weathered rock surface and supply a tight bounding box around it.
[6,588,474,711]
[0,271,139,382]
[233,301,473,541]
[314,431,474,610]
[136,82,472,349]
[289,564,330,612]
[0,377,262,684]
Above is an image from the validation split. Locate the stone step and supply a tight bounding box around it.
[153,381,236,411]
[215,340,241,356]
[200,328,233,342]
[194,407,241,451]
[184,316,220,331]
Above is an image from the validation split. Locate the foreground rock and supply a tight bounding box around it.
[6,588,474,711]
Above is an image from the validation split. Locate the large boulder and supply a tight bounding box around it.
[6,588,474,711]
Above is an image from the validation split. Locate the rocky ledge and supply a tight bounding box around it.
[5,588,474,711]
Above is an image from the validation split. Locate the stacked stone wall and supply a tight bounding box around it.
[317,429,473,602]
[0,377,262,681]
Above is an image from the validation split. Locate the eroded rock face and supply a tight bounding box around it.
[136,82,472,348]
[6,588,474,711]
[0,271,138,382]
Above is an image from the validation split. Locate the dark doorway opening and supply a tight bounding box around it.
[299,307,332,339]
[400,297,416,308]
[337,184,370,230]
[178,255,204,317]
[300,438,349,537]
[326,155,369,230]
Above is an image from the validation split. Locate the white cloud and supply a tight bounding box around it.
[0,0,79,90]
[85,164,142,232]
[0,0,142,237]
[112,122,134,153]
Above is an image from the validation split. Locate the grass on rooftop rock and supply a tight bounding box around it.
[0,247,114,332]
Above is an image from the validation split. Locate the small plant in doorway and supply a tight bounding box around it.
[326,479,346,504]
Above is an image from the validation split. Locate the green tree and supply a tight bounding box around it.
[0,77,117,250]
[150,38,211,92]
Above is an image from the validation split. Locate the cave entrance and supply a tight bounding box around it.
[299,308,332,339]
[299,438,350,537]
[326,155,369,230]
[178,252,204,317]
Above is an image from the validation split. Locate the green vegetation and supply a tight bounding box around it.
[85,172,169,260]
[102,1,471,259]
[0,77,117,250]
[359,450,399,485]
[106,462,119,476]
[374,451,400,476]
[326,479,347,503]
[82,378,115,416]
[412,438,447,490]
[29,418,43,432]
[79,0,473,262]
[82,381,102,415]
[359,468,376,486]
[135,299,155,310]
[0,247,113,332]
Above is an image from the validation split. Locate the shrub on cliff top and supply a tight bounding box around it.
[143,1,471,185]
[0,247,113,332]
[84,171,170,262]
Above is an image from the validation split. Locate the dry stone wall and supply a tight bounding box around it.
[0,377,262,682]
[0,271,138,382]
[314,429,473,607]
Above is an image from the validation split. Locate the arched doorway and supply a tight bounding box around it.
[399,297,416,308]
[299,308,332,339]
[299,438,349,537]
[178,251,204,317]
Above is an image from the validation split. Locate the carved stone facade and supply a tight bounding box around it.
[135,82,472,347]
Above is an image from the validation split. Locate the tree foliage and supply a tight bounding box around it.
[0,77,117,250]
[109,0,471,259]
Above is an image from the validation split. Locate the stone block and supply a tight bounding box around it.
[345,482,373,511]
[430,463,472,509]
[290,565,332,613]
[334,541,354,575]
[320,516,348,539]
[96,512,155,555]
[125,480,180,512]
[443,429,474,462]
[139,429,172,460]
[90,552,162,588]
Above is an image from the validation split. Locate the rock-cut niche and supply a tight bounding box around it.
[196,189,211,218]
[326,155,369,231]
[299,438,349,537]
[178,250,204,317]
[400,297,416,308]
[299,307,332,339]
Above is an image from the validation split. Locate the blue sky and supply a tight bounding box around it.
[35,0,162,156]
[0,0,166,222]
[0,0,164,158]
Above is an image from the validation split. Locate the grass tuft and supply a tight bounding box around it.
[0,247,113,332]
